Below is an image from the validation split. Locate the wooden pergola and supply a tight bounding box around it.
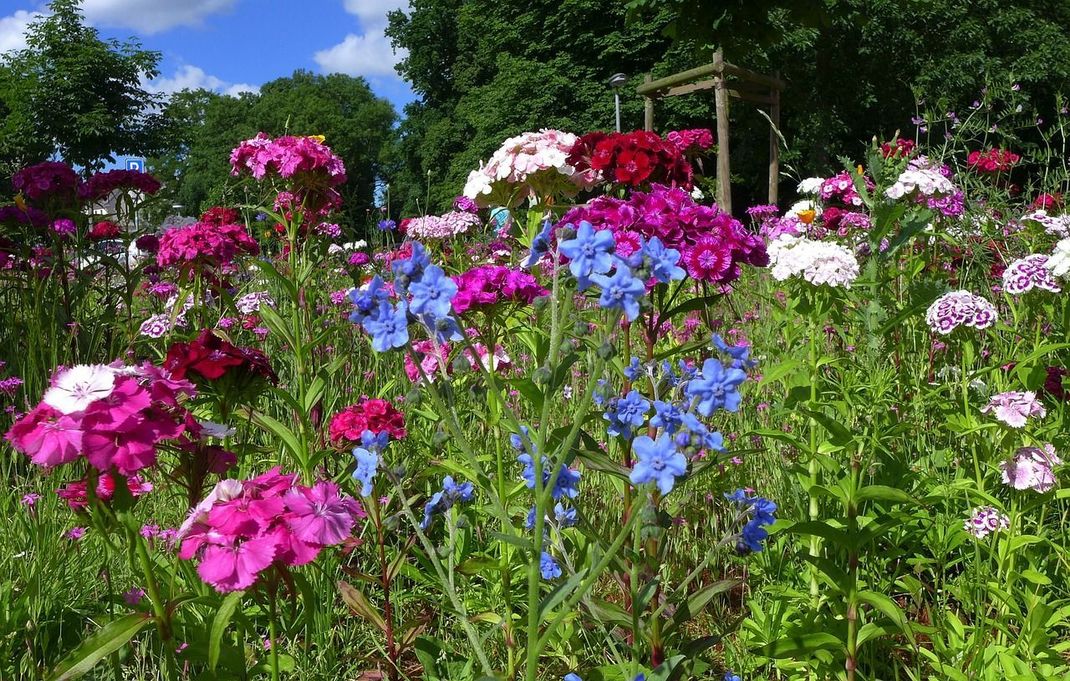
[637,49,785,214]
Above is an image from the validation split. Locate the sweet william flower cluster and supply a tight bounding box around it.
[177,469,363,592]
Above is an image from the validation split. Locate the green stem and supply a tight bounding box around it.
[268,590,280,681]
[808,320,821,609]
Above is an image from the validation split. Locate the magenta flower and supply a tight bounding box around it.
[196,534,279,592]
[286,481,363,545]
[66,527,86,540]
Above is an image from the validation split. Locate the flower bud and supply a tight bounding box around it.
[532,366,552,385]
[597,342,616,360]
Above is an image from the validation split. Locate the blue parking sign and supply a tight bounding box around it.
[126,159,144,172]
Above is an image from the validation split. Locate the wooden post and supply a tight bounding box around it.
[712,49,732,214]
[643,74,654,132]
[768,70,780,205]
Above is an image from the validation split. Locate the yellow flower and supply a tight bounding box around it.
[309,135,326,143]
[14,193,26,211]
[856,164,864,176]
[798,209,816,225]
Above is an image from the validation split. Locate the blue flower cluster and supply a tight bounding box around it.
[421,475,475,530]
[556,220,685,322]
[348,242,464,352]
[511,426,581,500]
[352,430,389,497]
[726,489,777,553]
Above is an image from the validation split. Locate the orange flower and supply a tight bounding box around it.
[798,209,816,224]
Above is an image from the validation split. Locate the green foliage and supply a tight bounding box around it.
[0,0,168,176]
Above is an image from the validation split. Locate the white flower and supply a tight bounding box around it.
[1045,238,1070,278]
[43,364,117,413]
[767,235,858,288]
[690,186,705,200]
[197,420,237,439]
[327,244,345,256]
[797,177,825,195]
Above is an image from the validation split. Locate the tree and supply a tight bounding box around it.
[0,0,169,173]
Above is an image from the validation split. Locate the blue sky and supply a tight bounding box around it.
[0,0,416,113]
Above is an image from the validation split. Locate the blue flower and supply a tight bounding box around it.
[623,356,643,381]
[509,426,534,454]
[352,447,379,497]
[418,311,464,343]
[559,220,616,289]
[678,413,725,453]
[554,502,577,527]
[604,389,650,439]
[409,265,458,320]
[360,429,390,451]
[651,400,685,433]
[590,263,647,322]
[713,334,757,370]
[421,475,475,530]
[524,218,554,269]
[629,433,687,495]
[724,673,742,681]
[348,275,389,325]
[518,453,581,500]
[391,242,430,294]
[540,551,562,580]
[564,675,582,681]
[660,360,681,387]
[592,379,610,407]
[377,219,397,231]
[363,301,410,352]
[642,236,685,283]
[727,489,777,553]
[685,357,746,416]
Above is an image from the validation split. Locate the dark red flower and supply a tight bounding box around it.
[165,329,277,385]
[200,206,242,227]
[89,221,122,240]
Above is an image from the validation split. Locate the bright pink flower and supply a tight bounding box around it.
[286,481,363,545]
[196,534,279,592]
[5,404,83,467]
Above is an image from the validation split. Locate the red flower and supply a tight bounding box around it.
[967,148,1020,174]
[165,329,277,385]
[880,138,915,158]
[1033,192,1063,210]
[89,221,122,240]
[201,206,241,227]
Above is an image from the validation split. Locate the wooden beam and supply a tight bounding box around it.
[635,62,719,96]
[713,49,732,214]
[722,61,786,91]
[643,74,654,132]
[664,79,716,97]
[727,89,773,105]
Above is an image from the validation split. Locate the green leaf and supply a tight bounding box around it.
[209,591,244,671]
[798,407,853,447]
[784,520,853,549]
[47,613,152,681]
[539,570,587,621]
[857,590,913,642]
[338,580,387,633]
[245,408,306,464]
[760,631,843,658]
[855,485,916,506]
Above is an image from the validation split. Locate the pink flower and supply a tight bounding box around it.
[67,526,86,540]
[286,481,363,544]
[1001,445,1060,492]
[5,404,83,467]
[196,534,279,592]
[981,391,1046,428]
[123,587,146,606]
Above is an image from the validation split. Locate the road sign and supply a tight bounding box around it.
[126,159,144,172]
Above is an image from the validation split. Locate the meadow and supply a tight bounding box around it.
[0,92,1068,681]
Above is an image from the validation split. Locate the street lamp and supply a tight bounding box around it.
[608,73,627,132]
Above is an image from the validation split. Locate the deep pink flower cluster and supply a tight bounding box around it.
[78,170,162,202]
[451,265,548,313]
[5,362,197,475]
[328,398,407,446]
[157,221,259,270]
[402,338,511,383]
[177,469,364,592]
[12,162,80,204]
[0,204,49,228]
[666,129,715,154]
[556,184,767,284]
[230,133,347,184]
[819,172,867,207]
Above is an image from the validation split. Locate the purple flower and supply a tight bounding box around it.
[559,220,616,289]
[964,506,1009,538]
[981,391,1046,428]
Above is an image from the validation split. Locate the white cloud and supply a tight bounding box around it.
[342,0,407,29]
[0,9,43,55]
[314,1,409,79]
[147,65,258,96]
[314,31,406,78]
[80,0,237,34]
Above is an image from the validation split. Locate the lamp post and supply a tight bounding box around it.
[608,73,627,132]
